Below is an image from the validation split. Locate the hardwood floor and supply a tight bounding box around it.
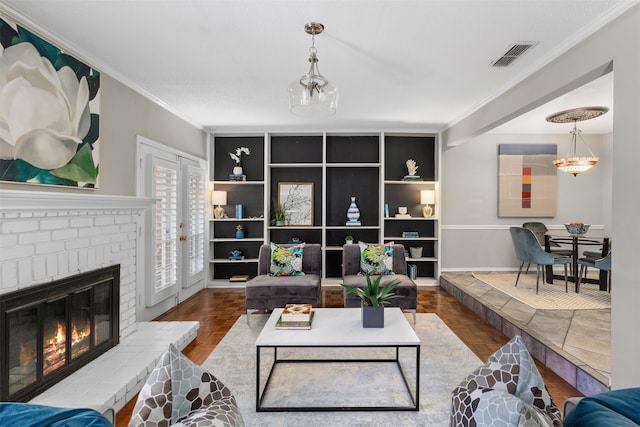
[115,286,581,426]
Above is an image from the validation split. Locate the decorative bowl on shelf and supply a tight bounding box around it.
[564,223,590,236]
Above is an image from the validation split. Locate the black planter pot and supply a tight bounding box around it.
[361,305,385,328]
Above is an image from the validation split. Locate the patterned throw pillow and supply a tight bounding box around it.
[128,344,244,427]
[359,242,394,275]
[269,243,305,276]
[451,335,562,427]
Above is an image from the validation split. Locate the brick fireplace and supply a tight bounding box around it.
[0,190,200,413]
[0,190,152,398]
[1,265,120,401]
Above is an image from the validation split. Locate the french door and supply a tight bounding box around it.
[137,137,206,306]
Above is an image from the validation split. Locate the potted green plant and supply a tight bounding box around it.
[273,203,286,226]
[341,274,400,328]
[345,235,354,244]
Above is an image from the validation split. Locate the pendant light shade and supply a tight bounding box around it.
[546,106,608,176]
[288,22,338,117]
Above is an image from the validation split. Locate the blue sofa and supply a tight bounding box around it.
[563,387,640,426]
[0,403,112,427]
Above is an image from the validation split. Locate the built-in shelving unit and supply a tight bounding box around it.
[382,135,439,282]
[209,136,266,282]
[208,132,439,286]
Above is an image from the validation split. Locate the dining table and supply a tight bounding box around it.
[544,234,610,292]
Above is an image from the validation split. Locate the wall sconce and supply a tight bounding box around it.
[420,190,435,218]
[212,190,227,219]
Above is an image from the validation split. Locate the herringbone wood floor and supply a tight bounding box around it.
[115,287,580,426]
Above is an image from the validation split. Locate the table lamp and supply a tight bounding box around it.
[420,190,435,218]
[212,190,227,219]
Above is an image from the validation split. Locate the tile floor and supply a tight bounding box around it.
[440,271,610,396]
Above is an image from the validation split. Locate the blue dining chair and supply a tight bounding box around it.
[510,227,571,294]
[577,251,612,293]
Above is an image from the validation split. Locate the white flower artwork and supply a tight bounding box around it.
[0,16,100,188]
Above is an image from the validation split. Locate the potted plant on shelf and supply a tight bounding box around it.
[273,203,286,227]
[345,235,354,245]
[341,274,400,328]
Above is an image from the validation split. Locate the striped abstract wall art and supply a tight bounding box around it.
[498,144,557,217]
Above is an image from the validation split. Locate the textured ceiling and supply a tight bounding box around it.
[1,1,633,134]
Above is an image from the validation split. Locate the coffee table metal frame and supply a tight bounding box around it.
[255,307,420,412]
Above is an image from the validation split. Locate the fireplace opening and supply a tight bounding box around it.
[1,265,120,401]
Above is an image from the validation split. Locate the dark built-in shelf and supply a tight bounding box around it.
[210,132,439,283]
[384,135,436,181]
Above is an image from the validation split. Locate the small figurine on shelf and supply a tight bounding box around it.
[228,250,244,260]
[403,159,422,181]
[235,224,245,239]
[229,146,250,181]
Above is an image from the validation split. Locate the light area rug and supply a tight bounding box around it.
[201,313,482,427]
[473,272,610,310]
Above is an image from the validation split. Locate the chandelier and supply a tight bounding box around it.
[546,106,608,176]
[287,22,338,117]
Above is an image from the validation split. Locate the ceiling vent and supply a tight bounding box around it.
[491,42,538,67]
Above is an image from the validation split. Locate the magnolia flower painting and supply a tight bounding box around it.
[0,16,100,188]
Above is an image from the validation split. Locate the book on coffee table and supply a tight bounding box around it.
[275,311,315,330]
[281,303,312,322]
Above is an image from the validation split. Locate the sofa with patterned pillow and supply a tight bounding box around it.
[341,243,417,323]
[245,243,321,322]
[451,335,563,427]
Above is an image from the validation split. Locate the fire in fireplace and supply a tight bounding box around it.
[1,265,120,401]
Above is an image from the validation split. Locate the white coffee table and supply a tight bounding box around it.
[255,307,420,411]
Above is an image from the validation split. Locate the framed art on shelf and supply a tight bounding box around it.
[278,182,313,226]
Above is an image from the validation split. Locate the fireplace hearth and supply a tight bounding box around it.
[0,265,120,401]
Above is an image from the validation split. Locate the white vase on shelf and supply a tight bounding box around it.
[233,165,243,175]
[346,197,361,225]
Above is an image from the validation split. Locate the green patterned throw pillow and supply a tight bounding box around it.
[359,242,394,275]
[270,243,305,276]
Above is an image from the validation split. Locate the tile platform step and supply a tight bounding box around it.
[440,274,609,397]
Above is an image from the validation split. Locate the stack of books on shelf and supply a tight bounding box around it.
[407,263,418,280]
[275,303,314,330]
[228,173,246,181]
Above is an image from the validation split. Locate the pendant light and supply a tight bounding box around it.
[546,106,608,176]
[287,22,338,117]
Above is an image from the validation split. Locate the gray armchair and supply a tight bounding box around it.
[522,221,573,256]
[245,243,321,323]
[341,244,417,323]
[577,251,611,293]
[509,227,571,294]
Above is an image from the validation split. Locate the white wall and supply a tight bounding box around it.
[442,5,640,389]
[441,132,610,270]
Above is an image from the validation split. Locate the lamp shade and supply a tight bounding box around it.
[420,190,435,205]
[212,190,227,206]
